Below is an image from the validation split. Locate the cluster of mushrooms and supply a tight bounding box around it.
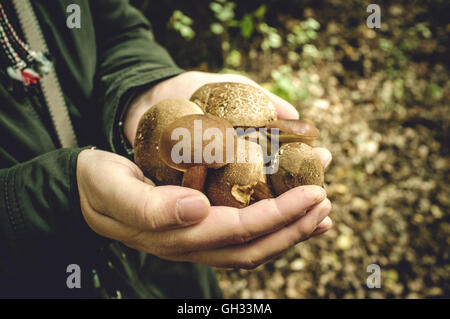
[134,82,324,208]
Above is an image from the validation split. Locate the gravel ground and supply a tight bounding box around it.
[213,1,450,299]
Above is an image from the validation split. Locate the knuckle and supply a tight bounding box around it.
[264,198,288,223]
[287,230,305,247]
[295,223,315,241]
[153,233,181,256]
[239,255,263,270]
[137,185,159,230]
[230,211,253,244]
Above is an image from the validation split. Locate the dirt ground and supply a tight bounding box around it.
[138,0,449,298]
[217,3,449,299]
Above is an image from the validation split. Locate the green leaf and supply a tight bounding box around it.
[179,25,195,41]
[303,44,319,58]
[379,39,393,52]
[228,19,240,27]
[180,15,193,25]
[416,23,432,39]
[209,2,223,13]
[216,8,235,22]
[225,49,242,67]
[303,18,320,30]
[222,41,230,52]
[172,10,193,25]
[240,14,254,38]
[269,33,282,48]
[253,5,267,20]
[427,82,443,100]
[210,22,224,35]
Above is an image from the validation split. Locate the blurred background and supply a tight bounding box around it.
[130,0,449,298]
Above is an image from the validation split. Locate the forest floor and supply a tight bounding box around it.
[212,2,449,299]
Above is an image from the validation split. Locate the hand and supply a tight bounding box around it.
[124,71,301,147]
[77,148,332,269]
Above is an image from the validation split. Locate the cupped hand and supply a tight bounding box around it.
[77,148,332,269]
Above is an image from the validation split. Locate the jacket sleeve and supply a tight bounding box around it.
[90,0,184,155]
[0,148,106,269]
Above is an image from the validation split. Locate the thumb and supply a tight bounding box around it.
[264,90,300,120]
[111,178,211,231]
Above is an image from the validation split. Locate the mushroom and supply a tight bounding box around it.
[252,181,275,201]
[134,88,326,207]
[266,119,320,146]
[159,113,237,192]
[134,99,203,185]
[269,142,324,196]
[190,82,277,128]
[205,139,265,208]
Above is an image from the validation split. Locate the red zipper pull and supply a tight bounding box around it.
[20,69,41,85]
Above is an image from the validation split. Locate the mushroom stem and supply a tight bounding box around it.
[252,181,275,201]
[182,166,208,192]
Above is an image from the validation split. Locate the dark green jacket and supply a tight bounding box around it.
[0,0,221,299]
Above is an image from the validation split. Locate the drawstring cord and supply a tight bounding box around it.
[0,3,52,85]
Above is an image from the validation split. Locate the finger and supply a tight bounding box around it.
[167,198,332,269]
[80,201,143,242]
[148,185,327,255]
[310,216,333,237]
[313,147,332,169]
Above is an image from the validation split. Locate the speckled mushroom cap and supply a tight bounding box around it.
[270,142,324,196]
[205,139,265,208]
[190,82,277,128]
[134,99,204,185]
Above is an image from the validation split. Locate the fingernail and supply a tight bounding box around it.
[311,217,333,236]
[177,196,210,223]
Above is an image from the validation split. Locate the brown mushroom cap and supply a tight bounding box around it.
[270,142,324,196]
[266,119,320,146]
[190,82,277,128]
[134,99,203,185]
[206,139,265,208]
[159,113,236,171]
[252,181,275,201]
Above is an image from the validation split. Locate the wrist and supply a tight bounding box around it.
[123,90,150,147]
[122,77,169,147]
